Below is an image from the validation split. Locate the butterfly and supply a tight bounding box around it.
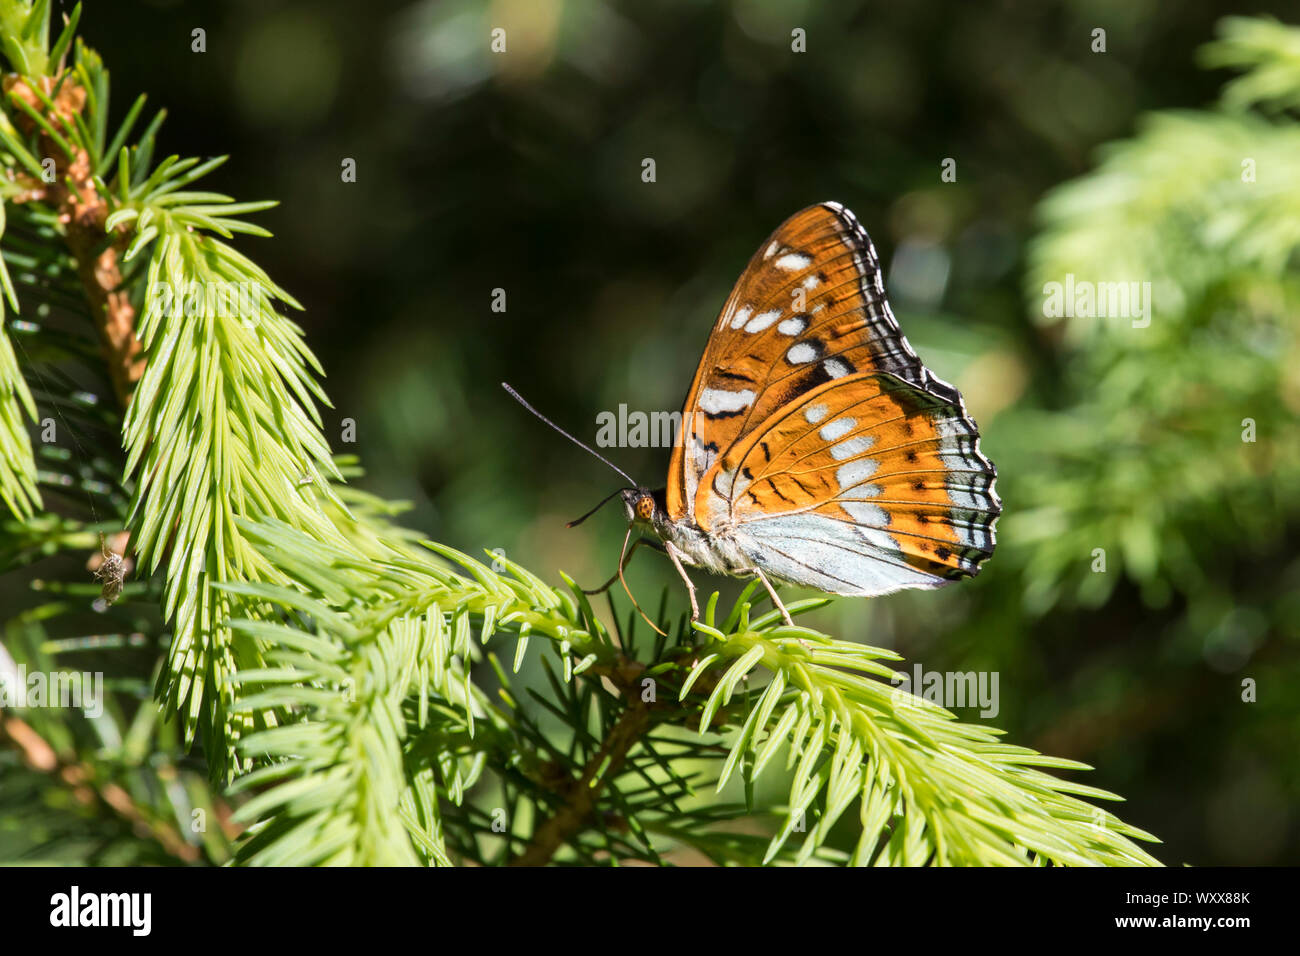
[509,201,999,628]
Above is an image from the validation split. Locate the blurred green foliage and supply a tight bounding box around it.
[2,1,1297,864]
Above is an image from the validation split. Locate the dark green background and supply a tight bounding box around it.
[72,0,1300,865]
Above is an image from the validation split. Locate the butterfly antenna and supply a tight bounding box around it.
[501,382,639,486]
[565,487,625,528]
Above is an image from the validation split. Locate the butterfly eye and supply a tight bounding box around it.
[635,495,655,521]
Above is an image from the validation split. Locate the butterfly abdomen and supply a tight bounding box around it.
[652,511,750,578]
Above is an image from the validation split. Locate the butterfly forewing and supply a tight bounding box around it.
[669,202,954,519]
[667,201,999,596]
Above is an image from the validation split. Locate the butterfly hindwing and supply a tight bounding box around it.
[710,372,998,594]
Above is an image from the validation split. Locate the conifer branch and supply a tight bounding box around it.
[220,517,1162,867]
[0,712,200,861]
[1,69,140,406]
[13,2,1295,868]
[506,667,652,866]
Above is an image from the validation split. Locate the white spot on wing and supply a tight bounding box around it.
[823,357,852,378]
[804,403,829,424]
[831,436,876,460]
[819,417,856,441]
[787,342,818,364]
[729,305,753,330]
[802,275,820,290]
[764,241,780,259]
[841,500,891,530]
[699,388,756,415]
[836,458,878,489]
[777,316,807,336]
[744,309,781,333]
[845,483,881,498]
[774,252,812,271]
[714,467,738,498]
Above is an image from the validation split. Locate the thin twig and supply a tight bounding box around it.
[0,711,201,862]
[507,692,652,867]
[504,648,741,866]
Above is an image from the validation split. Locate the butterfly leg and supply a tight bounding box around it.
[664,541,701,622]
[599,525,669,637]
[752,567,795,627]
[581,536,666,595]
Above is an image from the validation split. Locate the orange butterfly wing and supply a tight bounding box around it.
[710,373,996,590]
[668,202,958,521]
[666,202,998,594]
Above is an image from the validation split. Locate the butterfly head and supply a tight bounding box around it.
[621,487,663,527]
